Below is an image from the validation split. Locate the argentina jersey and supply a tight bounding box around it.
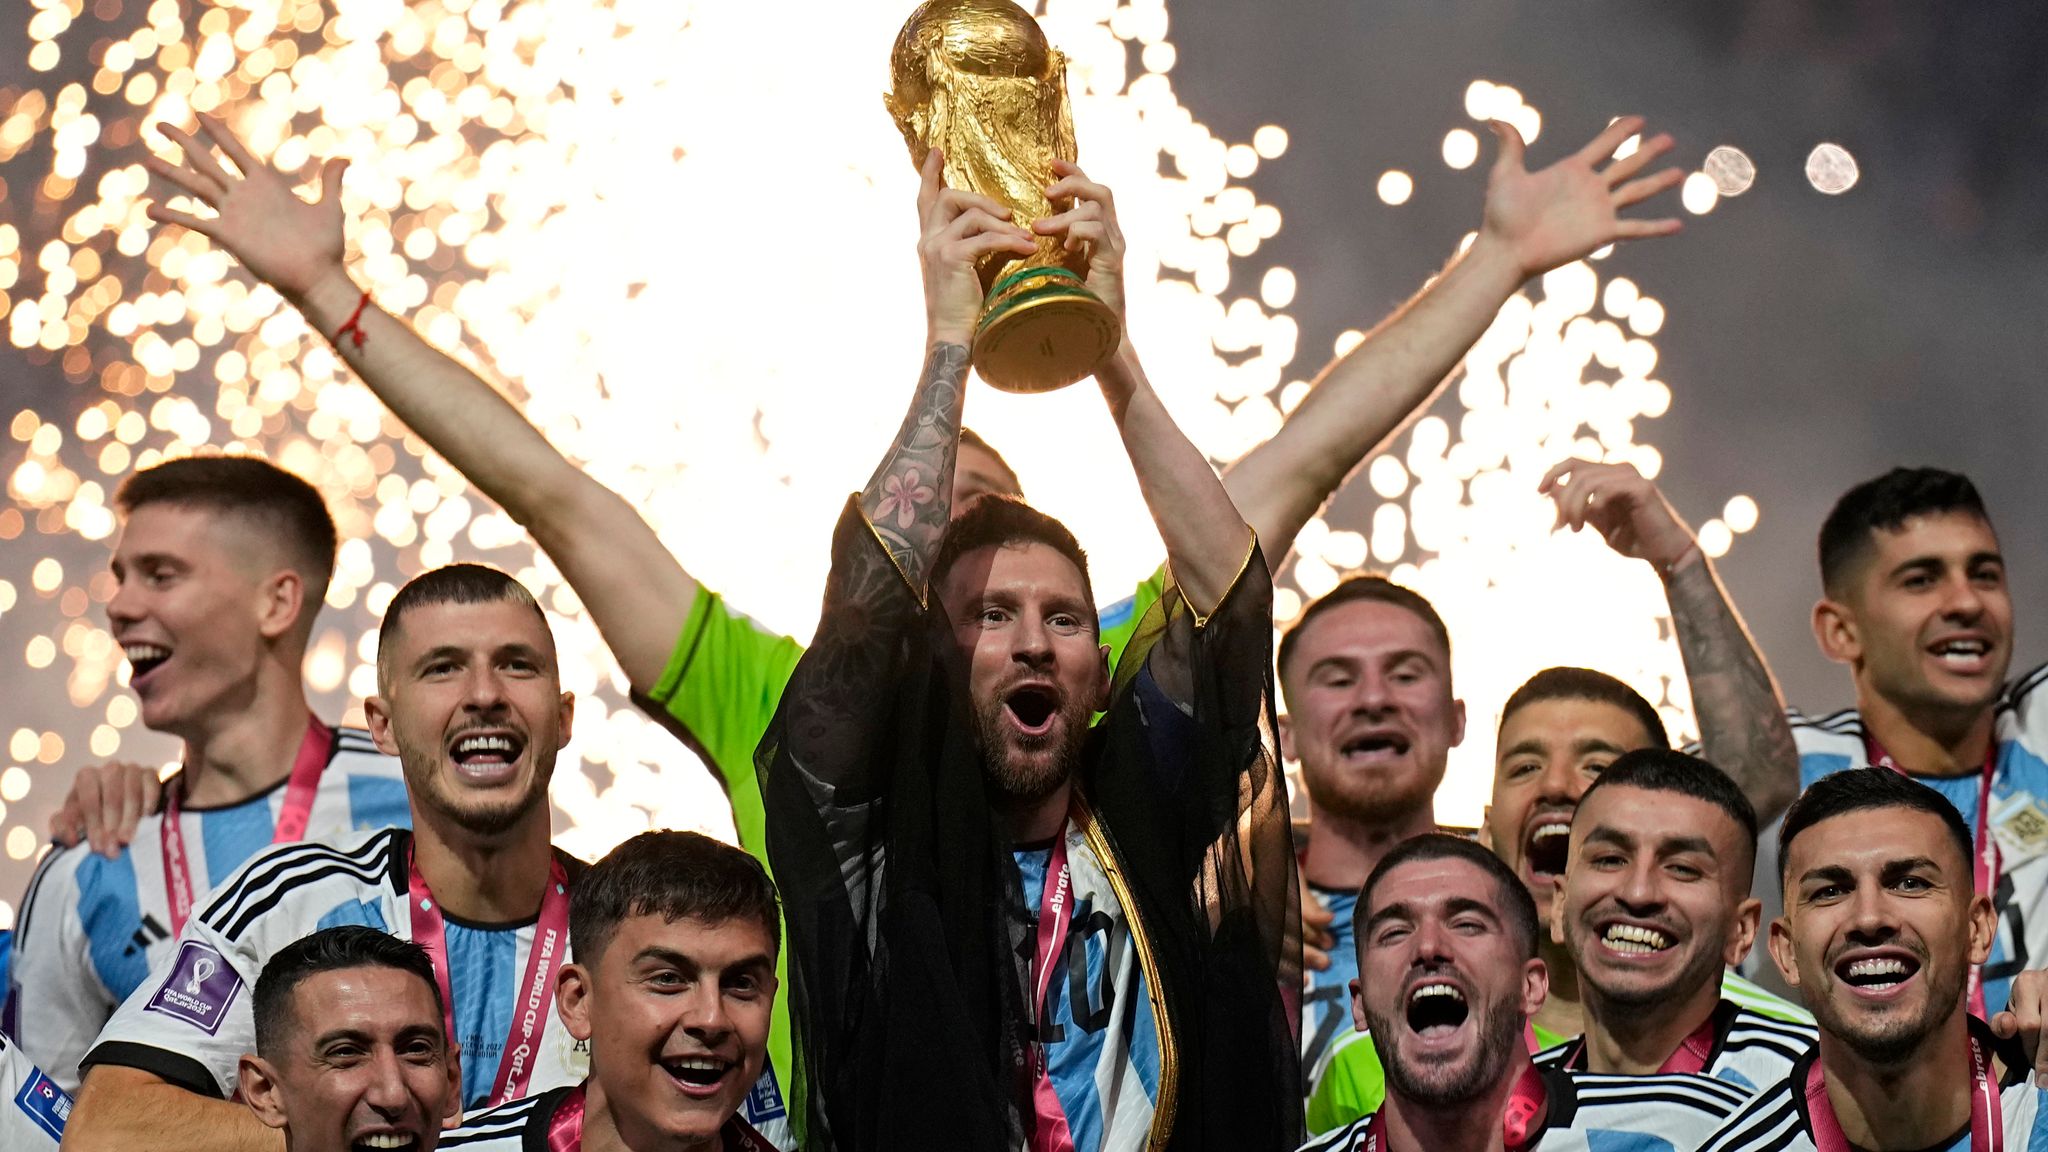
[441,1084,778,1152]
[1534,994,1818,1097]
[80,827,587,1112]
[1014,815,1163,1152]
[1301,1066,1748,1152]
[4,724,407,1091]
[1302,885,1360,1090]
[1748,661,2048,1015]
[1699,1041,2048,1152]
[2,1030,69,1150]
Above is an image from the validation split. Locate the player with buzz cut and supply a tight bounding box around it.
[441,830,783,1152]
[62,564,589,1152]
[1700,767,2048,1152]
[1302,833,1748,1152]
[3,456,410,1092]
[1537,748,1818,1090]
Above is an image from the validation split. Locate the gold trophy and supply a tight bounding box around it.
[886,0,1122,393]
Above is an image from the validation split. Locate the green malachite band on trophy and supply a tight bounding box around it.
[985,261,1085,301]
[977,278,1097,331]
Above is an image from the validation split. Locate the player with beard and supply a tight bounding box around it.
[758,156,1296,1151]
[1301,834,1746,1152]
[441,832,781,1152]
[64,565,589,1152]
[1308,668,1806,1132]
[238,927,460,1152]
[1538,749,1818,1087]
[5,458,410,1091]
[1699,767,2048,1151]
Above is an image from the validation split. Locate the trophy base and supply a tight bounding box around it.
[972,266,1121,394]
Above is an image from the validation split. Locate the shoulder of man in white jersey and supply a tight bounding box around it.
[437,1086,562,1151]
[189,824,409,946]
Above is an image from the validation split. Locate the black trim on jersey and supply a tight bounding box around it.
[439,1084,571,1151]
[78,1039,220,1098]
[200,828,404,941]
[1787,707,1865,738]
[9,838,74,947]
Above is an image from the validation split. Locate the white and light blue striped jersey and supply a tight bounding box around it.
[1745,662,2048,1016]
[1302,884,1360,1084]
[1535,996,1819,1097]
[1698,1045,2048,1152]
[3,724,408,1091]
[441,1082,778,1151]
[1300,1066,1749,1152]
[79,827,588,1113]
[1,1030,68,1150]
[1014,819,1162,1152]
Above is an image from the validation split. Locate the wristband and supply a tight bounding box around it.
[333,290,371,349]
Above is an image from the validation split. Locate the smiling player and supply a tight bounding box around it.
[64,565,589,1152]
[441,832,781,1152]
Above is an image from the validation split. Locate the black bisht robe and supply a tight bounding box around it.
[759,497,1303,1151]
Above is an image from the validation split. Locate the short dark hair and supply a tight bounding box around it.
[958,427,1024,499]
[377,563,548,689]
[1278,575,1452,686]
[1819,467,1992,597]
[253,925,443,1057]
[1576,748,1759,885]
[116,455,338,601]
[1357,833,1540,962]
[1497,667,1669,749]
[571,831,782,970]
[1778,767,1974,891]
[929,496,1094,626]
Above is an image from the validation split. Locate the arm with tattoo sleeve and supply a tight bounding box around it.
[1542,459,1800,821]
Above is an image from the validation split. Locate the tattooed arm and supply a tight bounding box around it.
[1542,459,1801,822]
[861,148,1038,591]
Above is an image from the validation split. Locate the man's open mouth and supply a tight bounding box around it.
[1405,980,1470,1038]
[1928,636,1993,672]
[1836,952,1921,994]
[1522,818,1572,880]
[124,643,172,681]
[351,1131,422,1152]
[1598,920,1675,957]
[449,730,525,777]
[1340,730,1411,764]
[662,1054,736,1095]
[1005,685,1060,736]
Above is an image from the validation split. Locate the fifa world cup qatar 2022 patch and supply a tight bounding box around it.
[146,941,244,1034]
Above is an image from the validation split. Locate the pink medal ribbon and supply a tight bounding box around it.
[159,717,333,936]
[1867,735,2000,1018]
[1804,1030,2001,1152]
[408,847,572,1109]
[1026,831,1077,1152]
[1656,1012,1720,1076]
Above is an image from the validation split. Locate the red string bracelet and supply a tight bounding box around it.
[333,290,371,349]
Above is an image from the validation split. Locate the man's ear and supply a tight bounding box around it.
[1092,644,1112,714]
[1477,806,1494,850]
[555,690,576,751]
[1548,883,1568,945]
[1348,977,1367,1034]
[1522,957,1549,1019]
[1767,916,1803,990]
[255,569,306,643]
[1449,697,1468,749]
[364,693,398,756]
[1968,891,1998,967]
[1277,713,1296,763]
[1813,598,1860,666]
[1726,897,1763,968]
[238,1055,290,1131]
[558,962,595,1042]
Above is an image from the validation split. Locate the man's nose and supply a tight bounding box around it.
[361,1048,411,1114]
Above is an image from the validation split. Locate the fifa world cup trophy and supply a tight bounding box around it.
[886,0,1122,393]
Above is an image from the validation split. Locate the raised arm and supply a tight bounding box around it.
[1039,162,1247,615]
[1224,116,1685,566]
[1541,459,1801,822]
[866,148,1038,591]
[142,114,693,691]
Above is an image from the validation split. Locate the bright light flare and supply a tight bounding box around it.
[1806,142,1859,194]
